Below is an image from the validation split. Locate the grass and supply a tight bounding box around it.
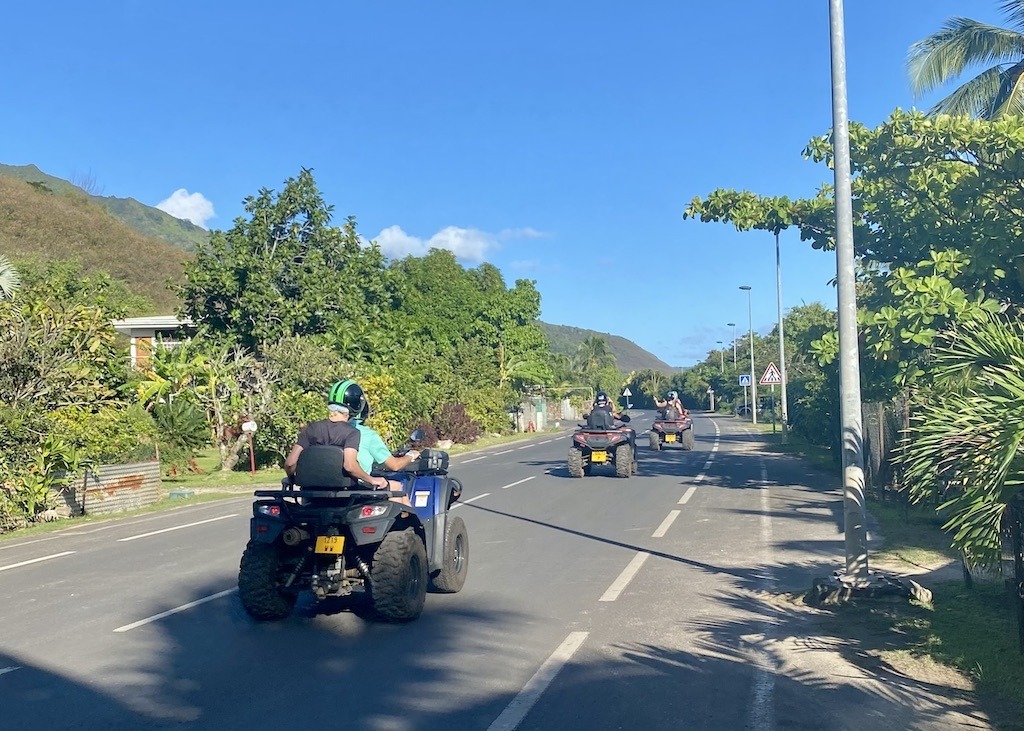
[162,448,285,490]
[867,497,958,569]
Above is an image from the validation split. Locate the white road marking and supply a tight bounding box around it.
[495,450,514,455]
[487,631,589,731]
[452,492,491,509]
[462,456,487,463]
[539,440,552,444]
[0,551,76,573]
[0,666,21,677]
[651,510,681,538]
[678,486,697,505]
[501,476,536,490]
[516,445,532,450]
[117,514,239,542]
[599,551,650,602]
[113,588,237,633]
[702,460,713,471]
[748,452,776,731]
[693,472,706,484]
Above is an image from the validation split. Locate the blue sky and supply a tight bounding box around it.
[0,1,1000,365]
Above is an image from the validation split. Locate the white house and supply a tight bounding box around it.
[111,315,194,368]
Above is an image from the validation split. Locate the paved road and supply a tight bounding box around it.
[0,412,987,730]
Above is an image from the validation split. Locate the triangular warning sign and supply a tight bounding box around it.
[759,362,783,385]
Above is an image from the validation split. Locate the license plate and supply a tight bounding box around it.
[591,451,608,463]
[665,434,677,442]
[315,535,345,555]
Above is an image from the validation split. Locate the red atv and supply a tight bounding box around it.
[568,413,636,478]
[650,411,695,451]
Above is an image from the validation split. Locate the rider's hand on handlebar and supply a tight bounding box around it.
[373,476,390,490]
[406,449,421,461]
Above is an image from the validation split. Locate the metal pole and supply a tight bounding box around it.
[829,0,868,584]
[728,323,737,369]
[741,286,757,425]
[775,230,789,440]
[717,341,724,373]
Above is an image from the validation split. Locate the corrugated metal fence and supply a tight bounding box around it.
[61,461,161,516]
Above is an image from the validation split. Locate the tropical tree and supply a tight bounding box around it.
[908,1,1024,119]
[0,255,20,300]
[901,315,1024,565]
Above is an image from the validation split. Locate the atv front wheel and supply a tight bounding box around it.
[370,528,428,622]
[681,428,695,451]
[649,432,660,451]
[568,448,584,478]
[615,444,633,478]
[429,516,469,593]
[238,541,298,621]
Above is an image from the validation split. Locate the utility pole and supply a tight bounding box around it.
[829,0,868,584]
[716,341,724,373]
[740,286,757,425]
[775,230,789,440]
[728,323,737,369]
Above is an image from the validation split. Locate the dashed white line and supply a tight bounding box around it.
[0,666,21,677]
[113,588,237,633]
[117,514,239,542]
[462,456,487,463]
[487,631,589,731]
[652,510,681,538]
[702,460,713,471]
[452,492,491,509]
[0,551,76,573]
[678,486,697,505]
[495,450,514,455]
[539,440,552,444]
[600,551,650,601]
[516,445,532,450]
[501,476,536,490]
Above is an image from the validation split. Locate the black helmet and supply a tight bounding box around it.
[595,391,609,406]
[327,380,367,420]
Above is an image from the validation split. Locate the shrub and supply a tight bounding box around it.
[411,420,439,448]
[432,403,481,444]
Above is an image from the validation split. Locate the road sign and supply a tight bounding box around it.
[759,362,783,386]
[738,374,751,387]
[622,387,632,397]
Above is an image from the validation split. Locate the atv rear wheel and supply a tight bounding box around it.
[568,447,584,478]
[371,528,428,622]
[615,444,633,478]
[238,541,298,621]
[429,516,469,593]
[681,428,696,451]
[649,431,660,451]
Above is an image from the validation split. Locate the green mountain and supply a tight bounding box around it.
[0,164,209,251]
[0,175,188,312]
[539,322,677,374]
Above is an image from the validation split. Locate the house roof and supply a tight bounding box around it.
[111,315,193,333]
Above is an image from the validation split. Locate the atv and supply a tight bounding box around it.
[238,432,468,623]
[568,413,637,478]
[650,411,695,451]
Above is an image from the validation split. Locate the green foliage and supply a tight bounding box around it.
[539,322,675,373]
[16,258,152,317]
[179,169,393,352]
[0,254,21,300]
[48,404,156,465]
[253,390,325,462]
[902,315,1024,566]
[153,399,210,462]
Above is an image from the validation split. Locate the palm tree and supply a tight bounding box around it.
[572,336,616,374]
[908,2,1024,118]
[901,315,1024,566]
[0,255,21,300]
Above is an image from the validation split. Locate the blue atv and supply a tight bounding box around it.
[238,432,468,622]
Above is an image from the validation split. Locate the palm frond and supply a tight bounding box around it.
[991,60,1024,116]
[1000,0,1024,32]
[928,65,1008,118]
[908,17,1024,96]
[0,254,21,300]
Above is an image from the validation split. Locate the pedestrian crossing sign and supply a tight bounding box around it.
[760,362,783,385]
[738,374,751,387]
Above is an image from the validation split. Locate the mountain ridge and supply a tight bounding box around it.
[539,322,676,374]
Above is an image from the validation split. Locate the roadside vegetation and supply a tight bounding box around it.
[0,169,630,534]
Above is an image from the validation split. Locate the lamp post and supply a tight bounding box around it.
[829,0,868,584]
[774,230,789,440]
[716,341,724,373]
[727,323,737,368]
[739,286,756,424]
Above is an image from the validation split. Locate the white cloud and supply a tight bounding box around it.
[371,225,547,263]
[156,189,216,229]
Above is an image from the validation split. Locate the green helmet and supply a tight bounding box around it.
[327,379,368,420]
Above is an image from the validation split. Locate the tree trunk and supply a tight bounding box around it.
[220,433,249,472]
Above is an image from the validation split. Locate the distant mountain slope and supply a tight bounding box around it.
[0,164,208,251]
[0,176,188,312]
[539,322,676,373]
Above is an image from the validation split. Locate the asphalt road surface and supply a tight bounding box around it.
[0,412,987,730]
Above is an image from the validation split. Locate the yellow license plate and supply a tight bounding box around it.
[315,536,345,555]
[665,434,677,442]
[591,451,608,463]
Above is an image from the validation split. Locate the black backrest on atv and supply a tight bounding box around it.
[294,445,357,489]
[586,410,615,430]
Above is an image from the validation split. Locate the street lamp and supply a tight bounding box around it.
[727,323,737,368]
[716,341,724,373]
[774,230,789,440]
[739,286,756,424]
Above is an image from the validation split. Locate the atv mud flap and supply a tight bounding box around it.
[250,516,285,544]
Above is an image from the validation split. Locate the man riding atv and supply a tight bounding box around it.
[585,390,636,454]
[654,391,688,421]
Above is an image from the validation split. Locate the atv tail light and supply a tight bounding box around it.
[353,504,388,520]
[257,504,282,517]
[256,525,269,533]
[362,526,377,534]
